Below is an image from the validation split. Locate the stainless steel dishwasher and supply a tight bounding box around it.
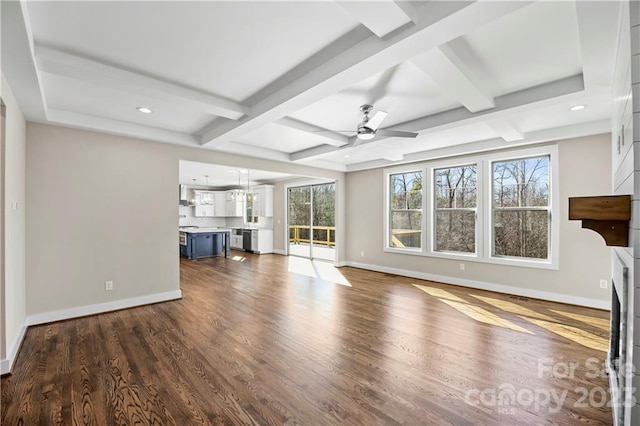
[242,229,253,251]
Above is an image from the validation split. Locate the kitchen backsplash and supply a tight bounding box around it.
[178,207,274,229]
[178,206,226,228]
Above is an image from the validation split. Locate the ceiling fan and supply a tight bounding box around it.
[318,104,418,144]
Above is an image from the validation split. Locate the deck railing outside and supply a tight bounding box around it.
[289,226,420,248]
[390,229,421,248]
[289,225,335,246]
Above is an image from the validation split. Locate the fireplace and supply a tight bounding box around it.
[609,252,630,425]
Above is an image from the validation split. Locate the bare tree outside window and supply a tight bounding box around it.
[492,156,550,259]
[434,165,477,253]
[389,172,422,248]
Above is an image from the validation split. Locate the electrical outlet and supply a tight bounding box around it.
[105,280,114,291]
[459,263,465,271]
[600,279,608,289]
[361,251,365,258]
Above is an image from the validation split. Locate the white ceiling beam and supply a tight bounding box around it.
[574,1,622,89]
[290,74,585,161]
[207,141,292,163]
[47,109,200,146]
[200,1,532,148]
[346,119,611,172]
[485,118,525,142]
[1,1,49,121]
[335,0,417,38]
[291,144,342,162]
[276,117,349,147]
[34,44,249,120]
[411,44,495,113]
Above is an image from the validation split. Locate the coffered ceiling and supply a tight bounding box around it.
[2,1,621,172]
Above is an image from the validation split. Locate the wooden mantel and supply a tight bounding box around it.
[568,195,631,247]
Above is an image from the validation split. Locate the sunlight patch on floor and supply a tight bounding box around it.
[287,257,351,287]
[470,295,556,321]
[521,317,608,352]
[441,299,533,334]
[231,255,246,262]
[412,285,465,302]
[549,310,610,331]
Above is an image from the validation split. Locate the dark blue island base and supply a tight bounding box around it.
[180,230,231,260]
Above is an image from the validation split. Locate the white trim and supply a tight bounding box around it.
[0,322,27,375]
[272,248,287,256]
[26,290,182,326]
[383,145,560,270]
[345,261,609,310]
[283,179,338,262]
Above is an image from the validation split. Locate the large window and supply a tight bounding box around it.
[492,156,550,259]
[389,171,422,248]
[385,146,558,269]
[434,165,477,253]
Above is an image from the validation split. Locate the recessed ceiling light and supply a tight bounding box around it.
[344,155,350,158]
[136,107,153,114]
[570,105,586,111]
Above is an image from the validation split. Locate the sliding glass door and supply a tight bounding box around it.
[288,182,335,261]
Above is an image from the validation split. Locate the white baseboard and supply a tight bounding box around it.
[26,290,183,326]
[345,261,610,310]
[272,249,287,256]
[0,322,27,375]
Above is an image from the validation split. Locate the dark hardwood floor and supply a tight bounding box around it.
[2,252,612,425]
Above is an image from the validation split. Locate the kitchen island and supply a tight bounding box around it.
[179,228,231,260]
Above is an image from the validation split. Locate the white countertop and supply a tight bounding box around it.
[179,227,232,234]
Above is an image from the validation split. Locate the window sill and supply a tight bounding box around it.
[383,246,558,270]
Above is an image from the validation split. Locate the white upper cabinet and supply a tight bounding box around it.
[250,185,274,218]
[193,190,215,216]
[194,205,215,217]
[214,192,226,217]
[193,190,215,206]
[225,190,245,217]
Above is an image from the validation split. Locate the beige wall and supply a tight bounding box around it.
[1,73,27,369]
[345,134,612,306]
[26,122,345,316]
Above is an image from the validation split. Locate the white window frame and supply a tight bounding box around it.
[383,145,559,270]
[384,169,424,253]
[431,161,479,255]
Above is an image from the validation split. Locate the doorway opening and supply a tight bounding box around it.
[287,182,335,262]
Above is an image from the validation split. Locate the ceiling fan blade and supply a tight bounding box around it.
[367,64,400,105]
[312,130,354,133]
[376,129,418,138]
[366,110,388,131]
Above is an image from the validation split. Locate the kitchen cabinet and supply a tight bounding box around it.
[226,190,245,202]
[214,192,226,217]
[231,232,243,249]
[193,190,215,206]
[194,205,214,217]
[193,233,217,258]
[181,230,230,259]
[247,185,274,222]
[226,190,245,217]
[246,229,273,254]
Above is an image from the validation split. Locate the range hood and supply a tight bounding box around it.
[179,185,189,206]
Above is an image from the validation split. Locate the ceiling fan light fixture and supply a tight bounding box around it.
[357,125,376,140]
